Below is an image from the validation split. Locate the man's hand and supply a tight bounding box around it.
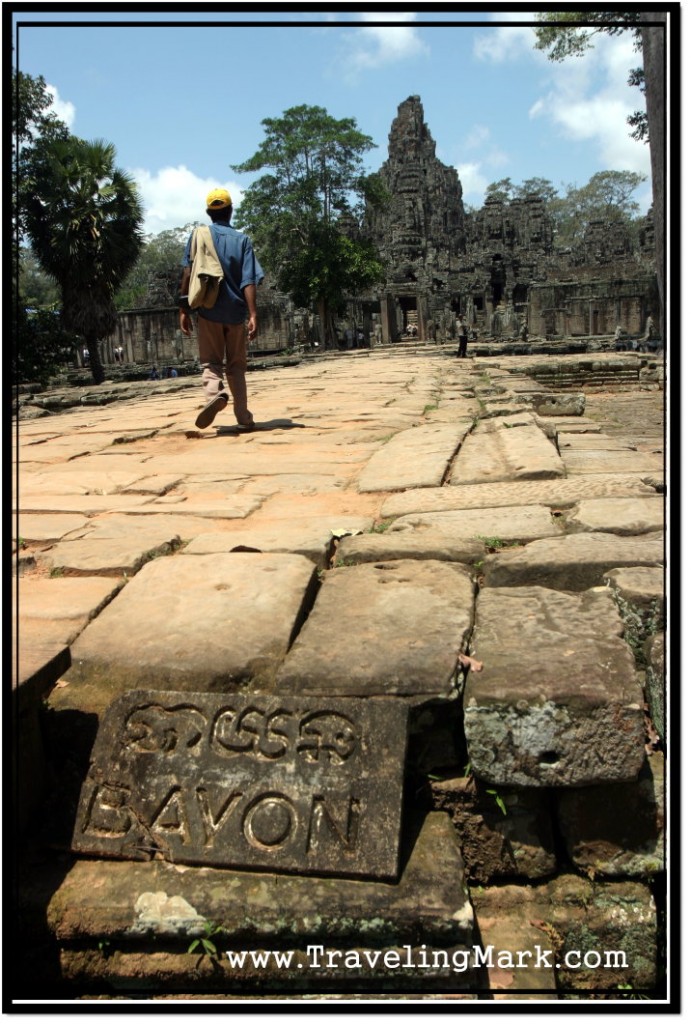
[179,309,193,337]
[247,314,258,341]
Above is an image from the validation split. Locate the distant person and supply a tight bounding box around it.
[456,322,469,358]
[168,366,178,378]
[179,188,264,430]
[149,365,160,380]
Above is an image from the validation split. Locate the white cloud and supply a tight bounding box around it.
[344,12,430,76]
[528,32,651,179]
[456,162,489,205]
[45,84,76,128]
[462,124,491,151]
[128,165,245,236]
[473,14,539,64]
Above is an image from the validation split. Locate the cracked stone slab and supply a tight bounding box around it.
[37,516,185,575]
[72,690,408,879]
[357,423,472,492]
[483,531,664,590]
[389,505,561,545]
[448,421,564,486]
[14,494,152,516]
[181,515,373,567]
[45,813,478,992]
[381,474,659,518]
[335,531,485,567]
[65,553,318,704]
[15,470,154,496]
[15,512,89,543]
[562,496,664,535]
[464,586,645,786]
[276,560,474,698]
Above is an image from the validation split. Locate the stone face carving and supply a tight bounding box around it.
[72,691,409,880]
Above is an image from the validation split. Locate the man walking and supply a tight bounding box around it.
[179,188,264,429]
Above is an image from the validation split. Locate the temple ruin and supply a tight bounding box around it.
[101,95,660,367]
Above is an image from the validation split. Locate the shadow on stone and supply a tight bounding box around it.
[216,418,306,435]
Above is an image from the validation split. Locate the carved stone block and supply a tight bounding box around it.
[72,691,408,880]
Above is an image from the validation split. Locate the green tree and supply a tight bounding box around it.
[12,70,73,385]
[232,105,386,347]
[23,136,144,383]
[14,308,80,387]
[485,178,514,203]
[18,247,60,308]
[485,177,559,205]
[551,170,647,248]
[116,224,199,310]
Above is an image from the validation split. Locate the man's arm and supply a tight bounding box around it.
[243,283,258,341]
[179,266,192,336]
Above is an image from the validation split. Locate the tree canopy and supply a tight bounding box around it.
[231,104,386,346]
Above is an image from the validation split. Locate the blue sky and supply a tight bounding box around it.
[14,8,655,237]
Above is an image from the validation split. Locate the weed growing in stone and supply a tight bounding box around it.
[188,919,222,958]
[370,518,395,534]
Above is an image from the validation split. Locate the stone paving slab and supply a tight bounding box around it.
[464,586,645,786]
[562,496,664,535]
[389,505,561,545]
[536,415,601,435]
[17,576,123,639]
[182,515,373,566]
[16,470,157,496]
[15,512,90,543]
[277,560,474,698]
[37,516,185,575]
[140,493,263,519]
[474,411,536,431]
[603,566,665,618]
[72,690,408,879]
[357,423,472,493]
[381,473,656,518]
[448,422,565,487]
[559,448,664,475]
[335,532,485,567]
[14,493,152,516]
[483,531,664,590]
[64,553,318,706]
[42,813,477,992]
[557,432,638,451]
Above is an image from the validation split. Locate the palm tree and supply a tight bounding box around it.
[23,136,143,383]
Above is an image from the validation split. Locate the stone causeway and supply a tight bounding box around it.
[13,349,666,1000]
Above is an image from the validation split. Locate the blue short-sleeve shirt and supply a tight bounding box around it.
[182,224,265,324]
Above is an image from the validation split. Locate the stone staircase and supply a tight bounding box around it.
[13,353,666,1001]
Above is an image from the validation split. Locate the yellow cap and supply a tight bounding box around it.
[205,188,232,209]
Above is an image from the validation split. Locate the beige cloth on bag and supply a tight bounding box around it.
[188,226,224,309]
